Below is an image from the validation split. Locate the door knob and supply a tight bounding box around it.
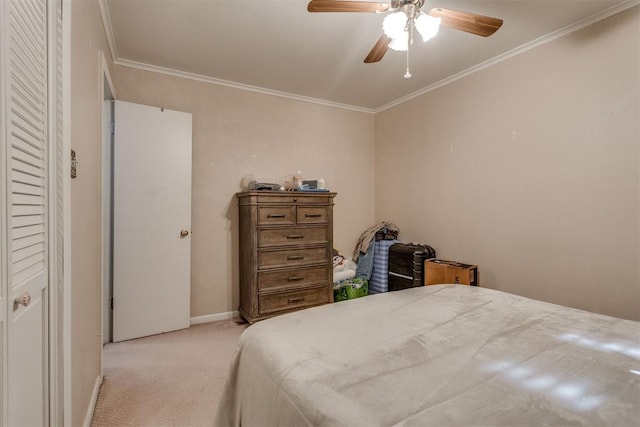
[14,292,31,310]
[180,229,189,238]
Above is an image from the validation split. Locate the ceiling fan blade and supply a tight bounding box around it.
[364,35,391,63]
[428,8,503,37]
[308,0,390,13]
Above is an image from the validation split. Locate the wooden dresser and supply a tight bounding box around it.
[237,191,337,323]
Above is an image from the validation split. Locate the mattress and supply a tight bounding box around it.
[214,285,640,427]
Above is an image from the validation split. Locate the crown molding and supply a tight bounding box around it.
[98,0,638,114]
[98,0,372,112]
[374,0,640,112]
[113,58,376,114]
[97,0,118,63]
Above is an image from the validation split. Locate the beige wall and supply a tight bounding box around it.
[375,7,640,320]
[70,0,112,424]
[111,67,376,316]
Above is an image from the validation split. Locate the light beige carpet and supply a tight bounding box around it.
[91,319,247,427]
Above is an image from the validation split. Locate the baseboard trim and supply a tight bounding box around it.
[190,310,239,325]
[83,374,103,427]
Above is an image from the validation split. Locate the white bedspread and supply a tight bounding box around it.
[214,285,640,426]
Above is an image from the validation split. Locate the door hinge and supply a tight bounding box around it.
[110,297,113,310]
[109,121,115,134]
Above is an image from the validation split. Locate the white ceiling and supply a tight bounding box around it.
[103,0,634,111]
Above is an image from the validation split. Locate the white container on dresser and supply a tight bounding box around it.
[237,191,337,323]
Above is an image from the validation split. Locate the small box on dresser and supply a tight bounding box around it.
[424,259,478,286]
[237,191,337,323]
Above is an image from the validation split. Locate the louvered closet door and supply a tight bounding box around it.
[2,0,49,425]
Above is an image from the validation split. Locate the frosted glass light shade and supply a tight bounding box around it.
[383,12,408,39]
[415,14,441,42]
[388,31,408,51]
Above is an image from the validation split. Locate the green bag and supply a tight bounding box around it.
[333,277,368,302]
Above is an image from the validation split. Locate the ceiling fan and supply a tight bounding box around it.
[307,0,503,78]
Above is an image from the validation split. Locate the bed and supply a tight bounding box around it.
[214,285,640,426]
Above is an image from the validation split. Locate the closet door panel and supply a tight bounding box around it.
[2,0,50,425]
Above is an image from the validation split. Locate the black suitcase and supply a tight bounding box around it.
[388,243,436,292]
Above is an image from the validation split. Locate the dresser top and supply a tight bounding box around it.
[236,190,336,196]
[236,190,336,206]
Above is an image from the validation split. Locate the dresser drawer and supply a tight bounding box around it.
[259,286,330,315]
[256,195,330,204]
[258,226,328,247]
[297,206,328,224]
[258,265,330,291]
[258,206,295,225]
[259,247,328,269]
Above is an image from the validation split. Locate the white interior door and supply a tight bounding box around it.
[1,0,50,425]
[113,101,192,342]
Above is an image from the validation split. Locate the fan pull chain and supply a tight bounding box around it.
[404,16,413,79]
[404,49,411,79]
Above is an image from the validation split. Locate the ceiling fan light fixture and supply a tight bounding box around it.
[388,31,408,51]
[382,11,407,39]
[306,0,503,75]
[415,13,440,42]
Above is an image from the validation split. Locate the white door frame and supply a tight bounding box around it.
[61,0,72,424]
[101,53,116,350]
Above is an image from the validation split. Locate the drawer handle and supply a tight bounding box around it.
[305,213,322,218]
[287,234,304,239]
[288,297,305,304]
[287,255,304,261]
[267,213,286,218]
[288,276,303,282]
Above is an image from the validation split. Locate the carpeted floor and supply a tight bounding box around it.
[91,319,247,426]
